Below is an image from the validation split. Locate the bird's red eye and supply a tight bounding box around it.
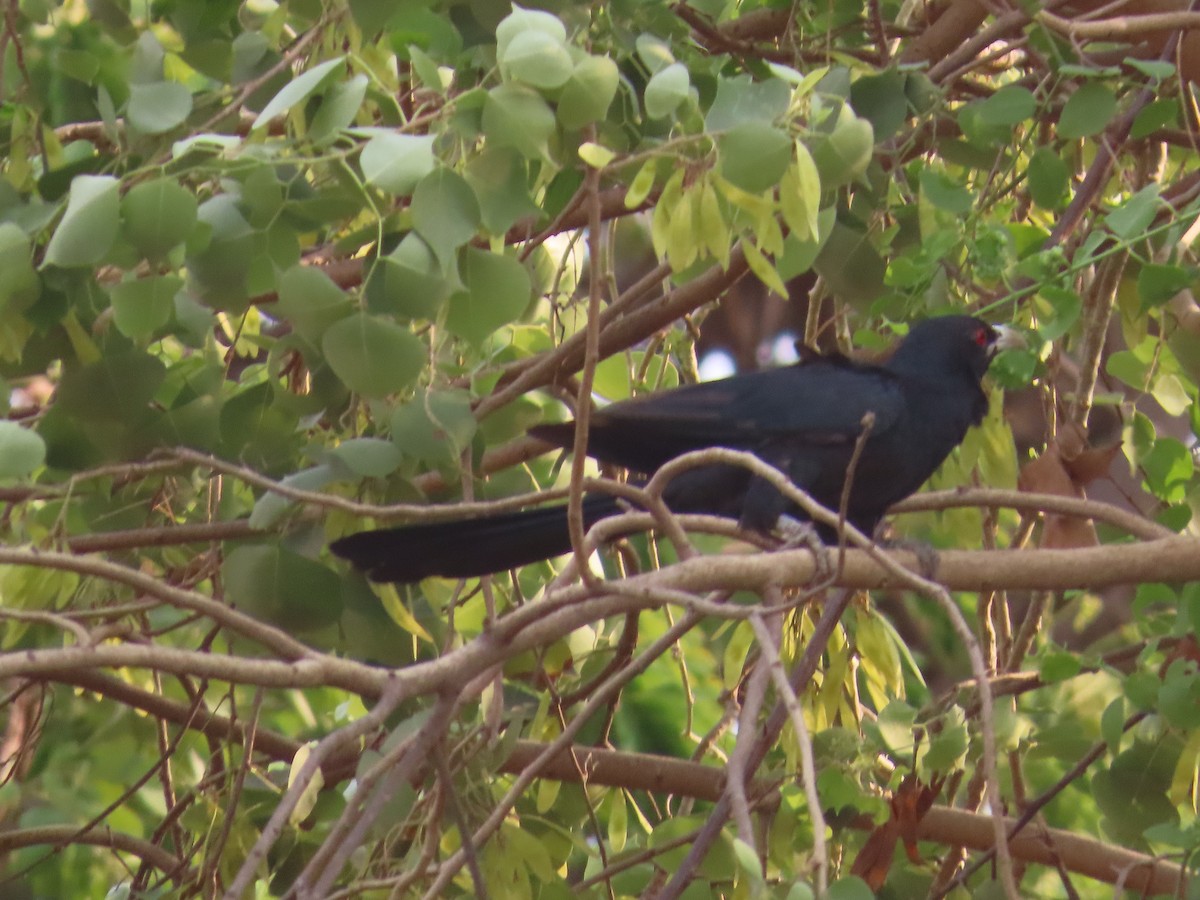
[973,327,989,347]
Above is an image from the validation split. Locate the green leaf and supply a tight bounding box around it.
[56,351,166,417]
[43,175,119,268]
[696,178,730,265]
[496,5,566,60]
[1027,146,1068,209]
[321,313,425,398]
[1101,696,1126,753]
[1142,437,1192,502]
[251,56,345,130]
[856,610,901,693]
[239,166,284,228]
[222,544,343,631]
[592,351,678,400]
[648,815,735,878]
[482,83,556,160]
[445,248,532,345]
[705,74,790,130]
[777,207,836,280]
[126,81,193,135]
[920,168,973,215]
[1152,373,1192,417]
[1158,664,1200,729]
[1058,81,1116,139]
[849,70,909,140]
[924,706,968,771]
[813,220,884,308]
[286,743,324,825]
[1128,59,1175,81]
[875,699,917,758]
[327,438,403,477]
[578,141,615,168]
[740,238,787,296]
[0,421,45,477]
[56,48,100,84]
[1145,821,1200,849]
[827,876,874,900]
[783,142,821,240]
[557,55,619,129]
[390,389,477,463]
[809,109,874,188]
[1125,670,1162,711]
[310,74,368,144]
[1105,184,1160,240]
[411,167,481,265]
[406,44,448,93]
[219,383,299,471]
[1106,349,1145,389]
[499,29,573,89]
[0,223,40,312]
[608,790,629,853]
[367,233,453,320]
[1137,263,1194,310]
[464,147,540,235]
[360,133,436,196]
[817,767,868,813]
[957,102,1012,148]
[110,275,182,339]
[121,177,199,260]
[1130,98,1178,140]
[718,122,790,193]
[625,158,657,209]
[644,62,689,119]
[186,195,256,309]
[977,84,1035,126]
[248,464,338,529]
[276,264,351,342]
[349,0,399,33]
[730,836,763,890]
[1038,650,1081,683]
[1035,285,1081,341]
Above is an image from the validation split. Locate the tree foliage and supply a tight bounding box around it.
[0,0,1199,897]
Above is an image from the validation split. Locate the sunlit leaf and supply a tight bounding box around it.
[43,175,119,268]
[644,62,689,119]
[251,56,345,130]
[360,133,435,196]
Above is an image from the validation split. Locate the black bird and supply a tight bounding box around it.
[332,315,1021,582]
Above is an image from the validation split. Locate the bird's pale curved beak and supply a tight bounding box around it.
[991,324,1026,355]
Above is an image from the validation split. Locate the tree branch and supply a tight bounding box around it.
[498,740,1186,897]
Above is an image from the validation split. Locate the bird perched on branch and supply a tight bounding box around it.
[332,315,1022,582]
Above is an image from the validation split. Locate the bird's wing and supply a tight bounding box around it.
[533,360,905,473]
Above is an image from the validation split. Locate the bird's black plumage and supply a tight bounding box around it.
[332,315,1019,582]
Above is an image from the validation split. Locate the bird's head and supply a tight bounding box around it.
[888,315,1025,383]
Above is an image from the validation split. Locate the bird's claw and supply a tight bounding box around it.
[873,528,940,579]
[775,515,834,582]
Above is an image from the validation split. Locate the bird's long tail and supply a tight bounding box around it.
[330,494,621,582]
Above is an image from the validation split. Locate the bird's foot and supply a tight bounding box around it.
[873,526,940,579]
[775,515,834,582]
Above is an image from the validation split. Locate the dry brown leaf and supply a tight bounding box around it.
[1019,442,1098,549]
[850,774,943,888]
[1018,422,1120,549]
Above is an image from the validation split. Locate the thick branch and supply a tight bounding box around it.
[0,645,386,697]
[500,740,1185,897]
[0,824,196,885]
